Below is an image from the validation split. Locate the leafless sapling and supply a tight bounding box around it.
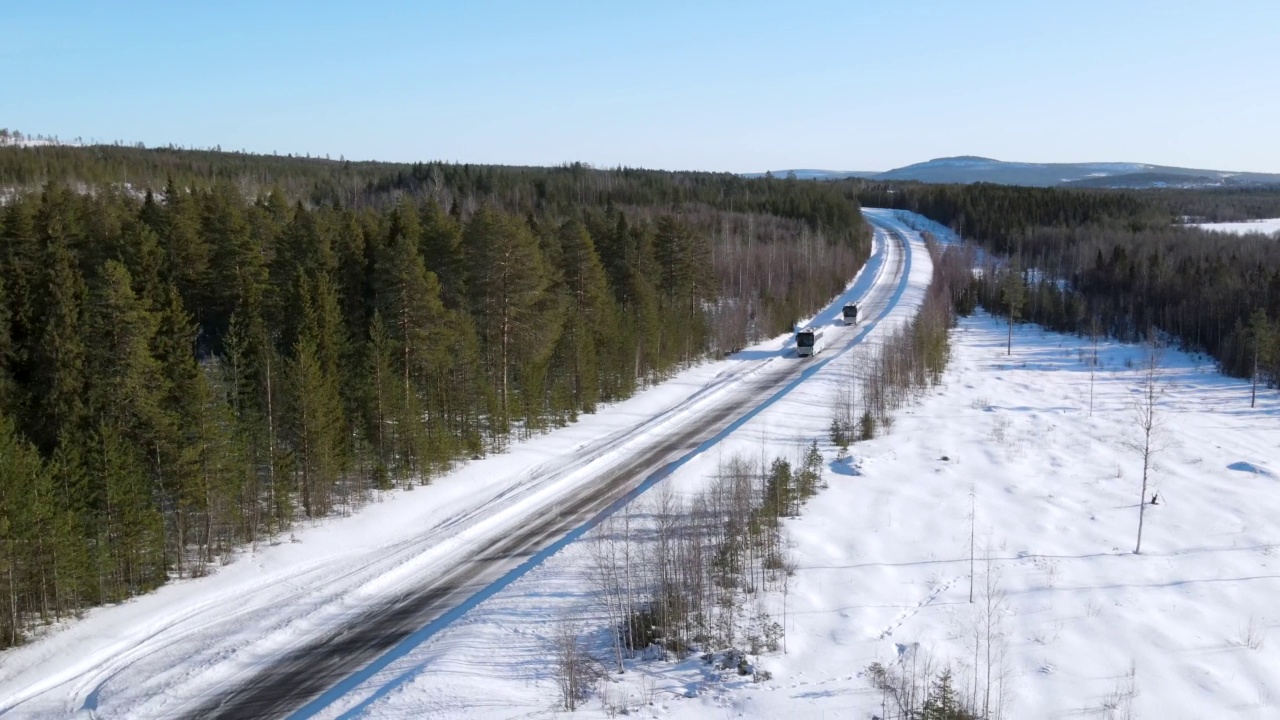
[551,620,601,711]
[1124,335,1170,555]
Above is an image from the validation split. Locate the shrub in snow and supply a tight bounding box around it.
[860,410,877,440]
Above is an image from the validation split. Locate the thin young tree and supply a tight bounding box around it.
[551,620,598,711]
[1089,314,1102,417]
[1001,261,1026,356]
[979,547,1008,720]
[1125,334,1169,555]
[968,489,976,604]
[1248,308,1273,409]
[585,514,626,673]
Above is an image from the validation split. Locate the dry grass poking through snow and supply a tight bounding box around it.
[774,312,1280,719]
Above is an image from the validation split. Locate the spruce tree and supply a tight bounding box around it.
[364,311,400,486]
[85,261,166,449]
[205,182,266,344]
[0,411,54,646]
[286,276,345,515]
[555,219,617,411]
[92,421,164,601]
[30,228,88,454]
[0,202,38,404]
[420,199,466,309]
[158,180,210,330]
[151,284,206,570]
[287,334,343,516]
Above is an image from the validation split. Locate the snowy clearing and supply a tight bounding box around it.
[331,312,1280,718]
[1194,218,1280,237]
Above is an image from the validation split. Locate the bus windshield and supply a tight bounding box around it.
[796,332,815,347]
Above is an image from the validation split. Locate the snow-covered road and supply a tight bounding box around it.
[0,210,925,720]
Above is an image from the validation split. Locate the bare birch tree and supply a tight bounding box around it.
[1089,314,1102,417]
[551,620,601,711]
[1125,335,1169,555]
[586,514,627,673]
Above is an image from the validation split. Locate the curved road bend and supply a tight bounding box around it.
[174,219,914,719]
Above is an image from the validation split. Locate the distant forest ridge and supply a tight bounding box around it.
[753,155,1280,190]
[857,180,1280,394]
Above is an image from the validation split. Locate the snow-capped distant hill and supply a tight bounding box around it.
[0,130,75,148]
[755,156,1280,189]
[740,168,880,180]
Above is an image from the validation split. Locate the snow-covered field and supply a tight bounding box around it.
[331,316,1280,718]
[1194,218,1280,237]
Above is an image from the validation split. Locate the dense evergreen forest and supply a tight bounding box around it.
[0,144,871,647]
[858,182,1280,386]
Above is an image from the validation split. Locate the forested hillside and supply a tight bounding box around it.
[0,145,870,647]
[858,182,1280,385]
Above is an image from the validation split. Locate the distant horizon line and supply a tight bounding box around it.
[3,128,1278,178]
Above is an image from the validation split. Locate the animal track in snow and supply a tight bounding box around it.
[876,575,961,640]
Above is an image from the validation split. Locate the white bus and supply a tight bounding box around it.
[795,326,825,357]
[841,302,859,325]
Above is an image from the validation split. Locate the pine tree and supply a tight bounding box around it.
[464,208,555,423]
[1001,261,1026,355]
[374,213,451,473]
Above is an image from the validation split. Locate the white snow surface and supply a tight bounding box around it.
[0,211,924,718]
[1194,218,1280,237]
[325,318,1280,714]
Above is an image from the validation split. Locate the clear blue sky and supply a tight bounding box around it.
[5,0,1278,173]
